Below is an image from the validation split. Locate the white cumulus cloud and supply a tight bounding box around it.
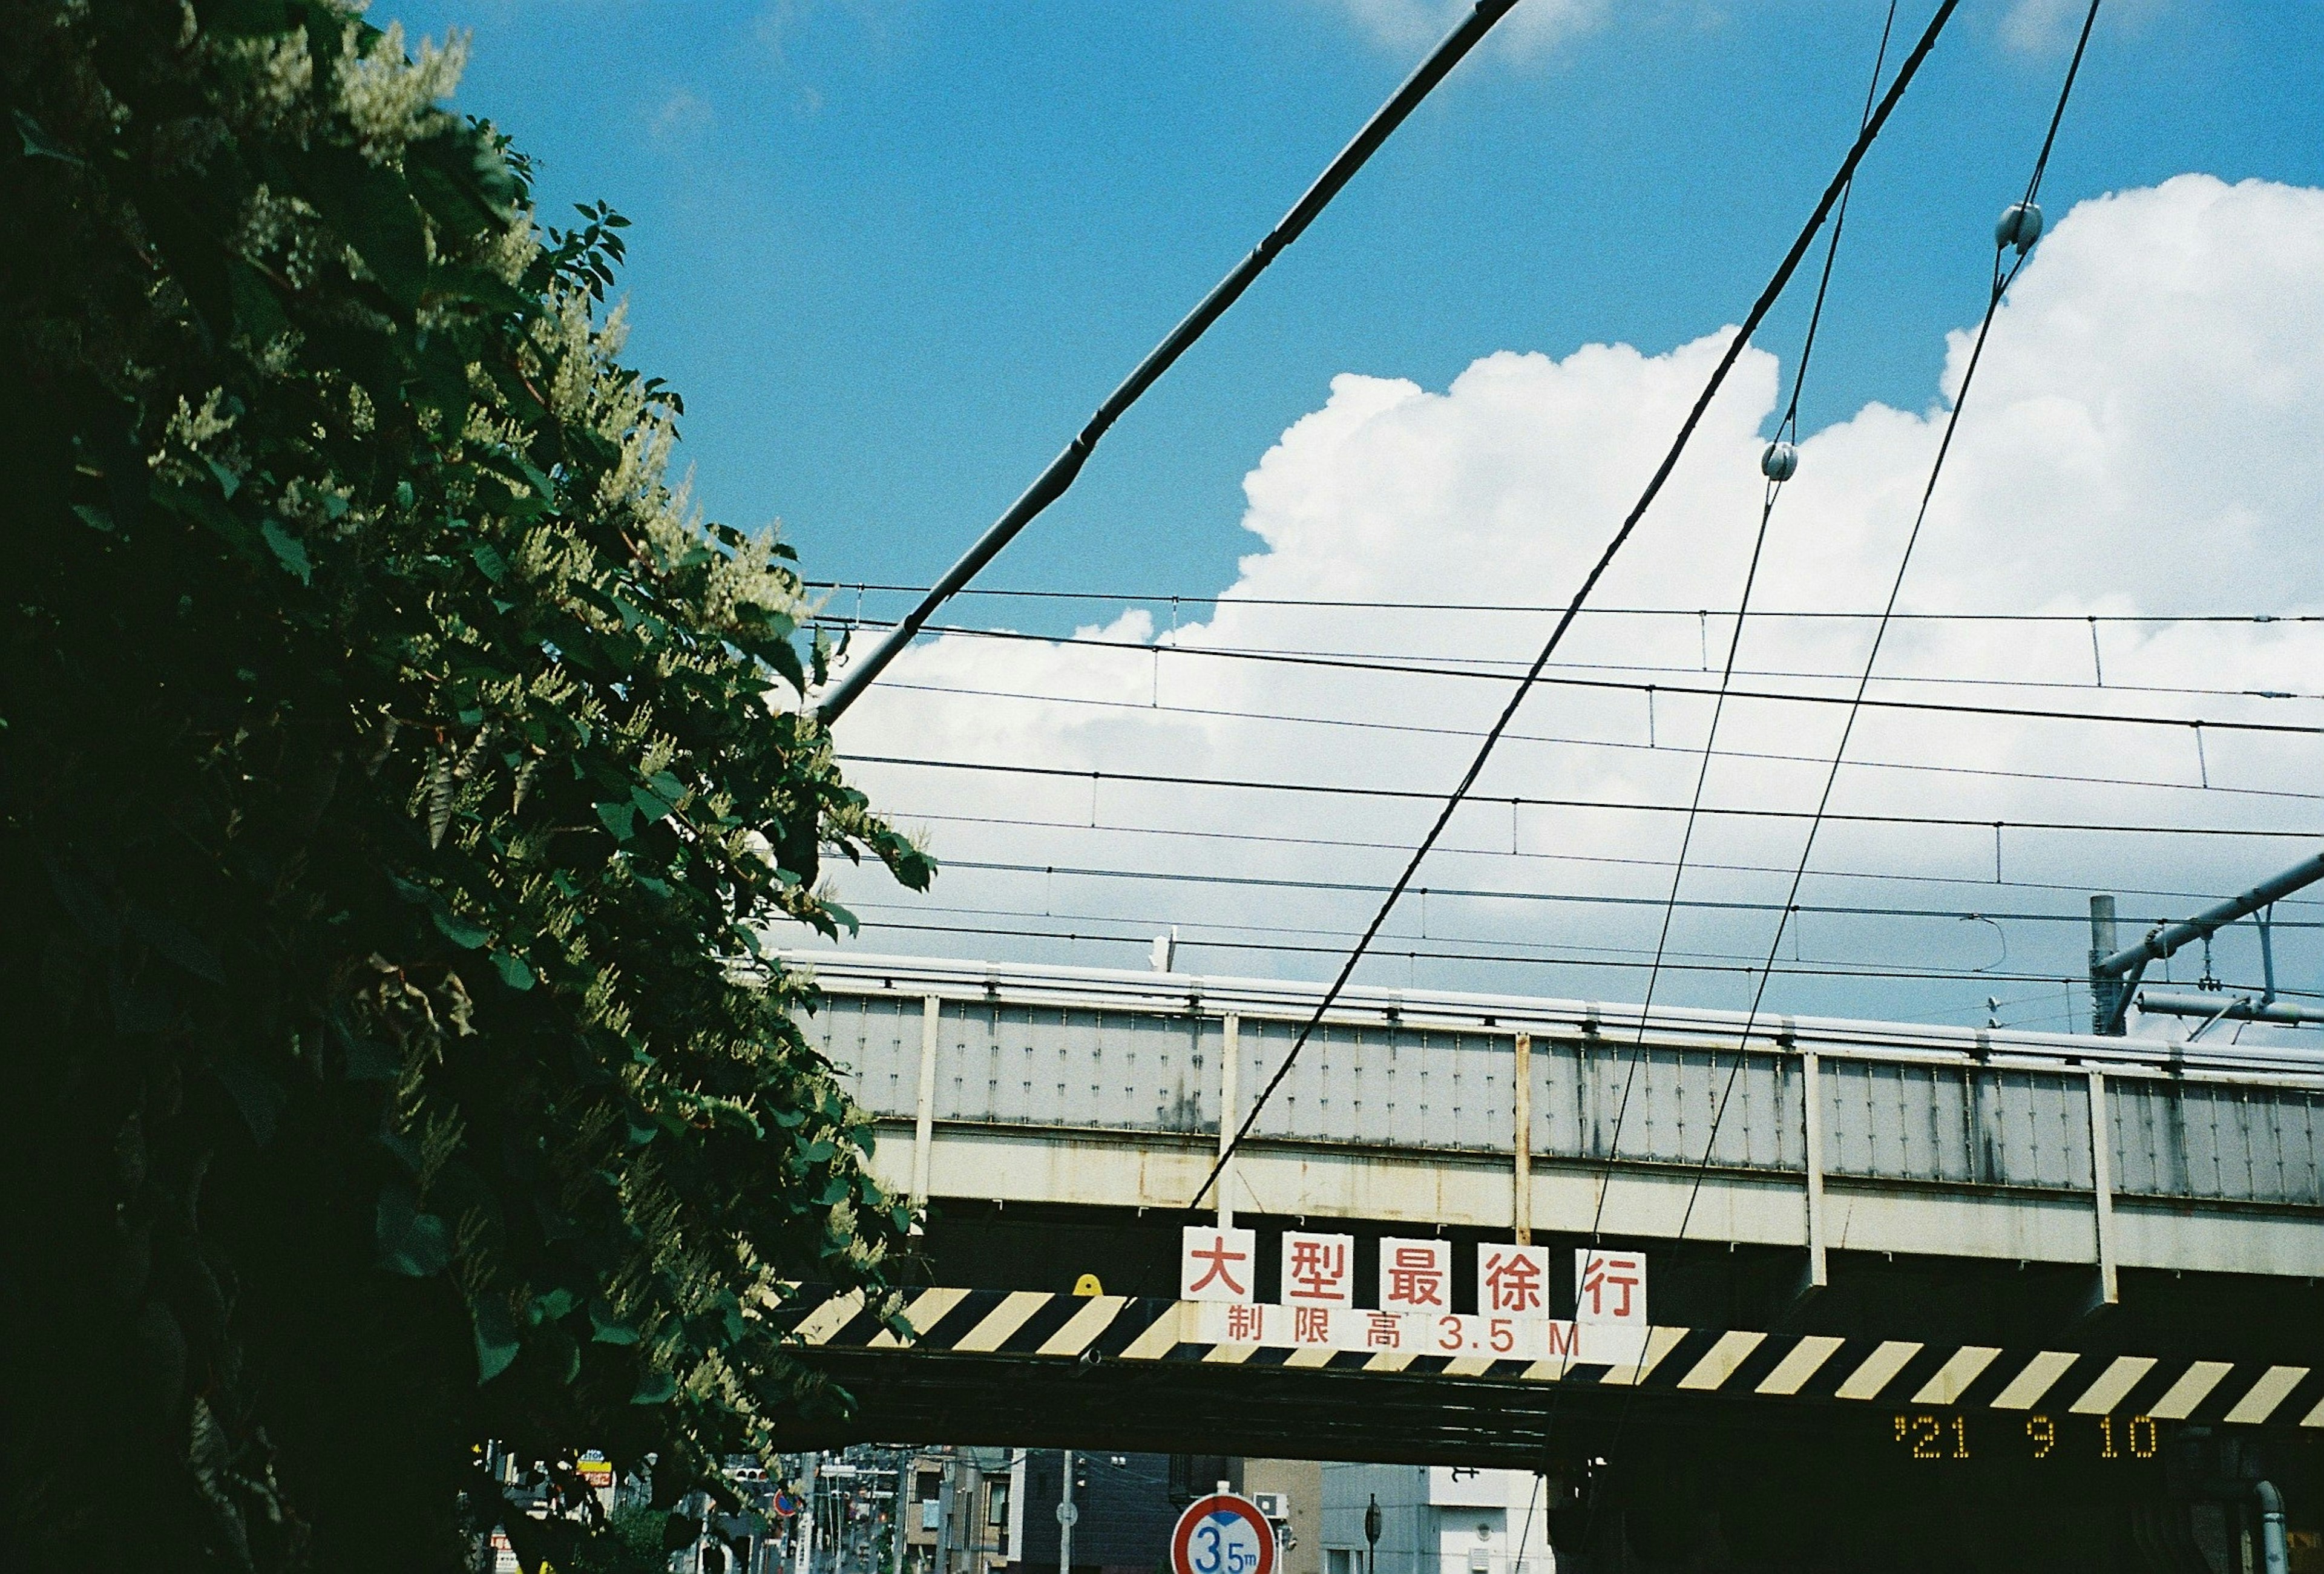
[820,174,2324,1038]
[1315,0,1610,58]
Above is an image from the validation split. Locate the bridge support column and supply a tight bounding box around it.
[2088,1068,2119,1308]
[912,994,940,1212]
[1513,1032,1533,1245]
[1216,1014,1239,1227]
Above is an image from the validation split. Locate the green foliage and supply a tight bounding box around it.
[0,3,932,1570]
[563,1507,681,1574]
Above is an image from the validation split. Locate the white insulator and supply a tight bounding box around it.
[1761,441,1798,482]
[1995,200,2044,252]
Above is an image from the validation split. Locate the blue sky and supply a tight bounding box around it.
[383,2,2324,1030]
[392,1,2324,625]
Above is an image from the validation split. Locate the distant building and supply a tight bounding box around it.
[1319,1467,1552,1574]
[906,1448,1026,1574]
[893,1449,1328,1574]
[1244,1459,1321,1574]
[1015,1452,1234,1574]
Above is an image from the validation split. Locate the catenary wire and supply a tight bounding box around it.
[924,856,2324,931]
[874,805,2324,910]
[818,911,2305,997]
[821,620,2324,732]
[1643,0,2107,1227]
[821,614,2324,707]
[841,753,2324,839]
[1190,0,1966,1211]
[871,681,2324,804]
[807,582,2322,628]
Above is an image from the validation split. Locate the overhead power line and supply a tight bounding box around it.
[813,0,1526,721]
[875,680,2324,804]
[1578,6,2110,1484]
[807,582,2323,628]
[822,913,2303,998]
[874,804,2324,910]
[1620,0,1900,1194]
[824,620,2324,734]
[1192,0,1968,1211]
[930,856,2324,931]
[842,752,2324,839]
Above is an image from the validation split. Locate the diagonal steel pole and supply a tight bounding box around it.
[813,0,1523,724]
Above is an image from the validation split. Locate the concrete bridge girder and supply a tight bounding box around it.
[803,956,2322,1286]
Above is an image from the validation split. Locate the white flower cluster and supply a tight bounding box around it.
[149,389,239,482]
[233,183,329,290]
[335,20,468,165]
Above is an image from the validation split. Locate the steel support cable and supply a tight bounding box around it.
[1643,0,2109,1245]
[1579,3,2106,1492]
[871,681,2324,804]
[812,0,1524,723]
[1188,0,1965,1212]
[1601,3,1899,1219]
[1768,1,1895,448]
[842,753,2324,838]
[821,621,2324,729]
[807,582,2323,627]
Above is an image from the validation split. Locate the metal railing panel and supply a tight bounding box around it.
[2110,1081,2324,1205]
[930,1003,1218,1133]
[1526,1039,1800,1172]
[1233,1020,1515,1150]
[795,979,2318,1211]
[1820,1062,2093,1190]
[802,991,919,1117]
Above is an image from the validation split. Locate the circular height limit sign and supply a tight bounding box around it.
[1171,1494,1276,1574]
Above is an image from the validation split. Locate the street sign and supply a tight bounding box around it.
[1057,1501,1081,1527]
[1280,1231,1354,1308]
[1181,1225,1256,1303]
[1575,1247,1646,1326]
[1477,1244,1549,1316]
[1377,1238,1449,1312]
[771,1490,801,1518]
[1171,1494,1276,1574]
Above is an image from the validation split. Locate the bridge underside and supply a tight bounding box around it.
[774,1341,2324,1574]
[786,960,2324,1570]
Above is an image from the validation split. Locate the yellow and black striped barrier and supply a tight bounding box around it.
[773,1285,2324,1432]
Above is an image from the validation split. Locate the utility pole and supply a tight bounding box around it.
[1057,1452,1075,1574]
[796,1458,819,1574]
[934,1455,954,1574]
[2087,893,2119,1035]
[890,1457,908,1574]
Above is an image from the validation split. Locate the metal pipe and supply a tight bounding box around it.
[2256,1480,2289,1574]
[2090,851,2324,1034]
[2095,852,2324,979]
[2135,991,2324,1028]
[812,1,1521,724]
